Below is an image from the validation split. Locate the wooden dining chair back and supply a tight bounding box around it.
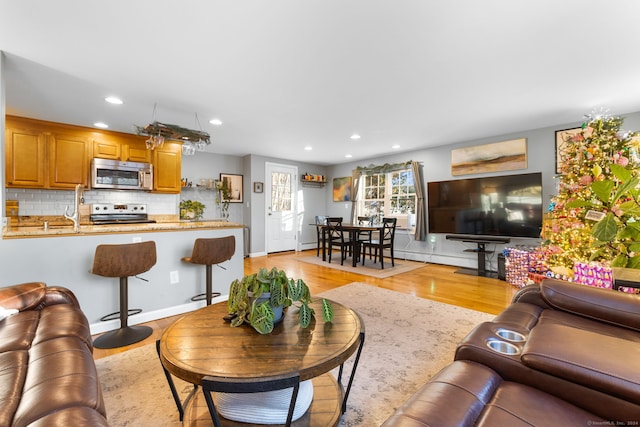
[362,217,397,269]
[201,373,301,427]
[314,215,328,257]
[326,217,351,265]
[357,215,374,259]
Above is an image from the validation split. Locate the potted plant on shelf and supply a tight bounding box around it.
[179,200,205,220]
[227,267,334,334]
[215,179,231,220]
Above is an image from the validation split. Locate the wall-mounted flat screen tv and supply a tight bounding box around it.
[427,172,543,238]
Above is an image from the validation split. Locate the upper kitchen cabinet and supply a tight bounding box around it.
[5,116,90,189]
[153,142,182,193]
[93,134,151,163]
[5,123,47,188]
[48,129,90,188]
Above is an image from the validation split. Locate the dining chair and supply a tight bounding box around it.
[201,373,301,426]
[362,217,397,269]
[357,215,374,260]
[314,215,328,257]
[326,217,352,265]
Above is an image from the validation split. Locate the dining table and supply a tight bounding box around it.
[319,223,383,267]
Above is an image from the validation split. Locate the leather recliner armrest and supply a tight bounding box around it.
[0,282,47,311]
[541,279,640,331]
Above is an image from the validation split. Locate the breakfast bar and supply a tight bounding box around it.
[1,219,245,335]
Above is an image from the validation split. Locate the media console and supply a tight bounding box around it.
[446,235,511,277]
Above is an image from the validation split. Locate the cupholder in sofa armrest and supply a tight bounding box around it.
[495,328,526,342]
[486,339,521,355]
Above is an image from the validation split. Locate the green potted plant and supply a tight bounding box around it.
[227,267,334,334]
[179,200,206,220]
[215,179,231,220]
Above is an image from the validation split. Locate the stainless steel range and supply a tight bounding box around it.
[90,203,156,225]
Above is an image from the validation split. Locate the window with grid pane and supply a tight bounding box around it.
[358,169,416,228]
[270,172,292,212]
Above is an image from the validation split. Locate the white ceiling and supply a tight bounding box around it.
[2,1,640,166]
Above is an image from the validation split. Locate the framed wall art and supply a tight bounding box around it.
[220,173,243,203]
[332,177,352,202]
[555,127,582,174]
[253,182,263,193]
[451,138,527,176]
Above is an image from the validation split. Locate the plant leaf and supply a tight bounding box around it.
[321,299,334,323]
[591,213,618,242]
[612,254,629,268]
[610,163,632,183]
[565,200,595,209]
[611,177,639,206]
[627,255,640,269]
[299,303,312,328]
[591,180,615,204]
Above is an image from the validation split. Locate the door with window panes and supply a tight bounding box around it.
[266,163,298,253]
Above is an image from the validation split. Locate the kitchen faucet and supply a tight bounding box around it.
[64,184,83,232]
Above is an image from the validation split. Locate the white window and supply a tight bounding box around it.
[357,169,416,229]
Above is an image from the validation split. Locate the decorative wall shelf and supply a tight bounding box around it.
[301,173,327,187]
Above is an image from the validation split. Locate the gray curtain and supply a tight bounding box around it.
[412,161,427,241]
[350,169,361,223]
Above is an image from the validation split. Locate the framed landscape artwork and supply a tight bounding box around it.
[220,173,243,203]
[451,138,527,176]
[555,127,582,174]
[332,177,352,202]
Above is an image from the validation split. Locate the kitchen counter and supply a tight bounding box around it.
[3,220,244,238]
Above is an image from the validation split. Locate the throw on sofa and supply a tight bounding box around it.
[383,278,640,426]
[0,282,109,427]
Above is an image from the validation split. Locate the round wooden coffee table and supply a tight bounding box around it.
[158,299,364,426]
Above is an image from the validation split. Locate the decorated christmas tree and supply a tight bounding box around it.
[543,110,640,277]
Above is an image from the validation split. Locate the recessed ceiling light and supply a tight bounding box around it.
[104,97,123,105]
[304,146,312,151]
[345,154,353,158]
[350,134,361,140]
[392,144,400,149]
[94,122,109,129]
[209,118,223,126]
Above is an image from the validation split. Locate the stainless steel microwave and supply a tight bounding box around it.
[91,158,153,191]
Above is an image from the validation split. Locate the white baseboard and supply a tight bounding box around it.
[89,294,229,335]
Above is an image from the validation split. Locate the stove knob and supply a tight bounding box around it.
[133,206,138,210]
[103,206,108,210]
[94,206,100,211]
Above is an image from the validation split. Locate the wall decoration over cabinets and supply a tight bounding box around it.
[332,177,352,202]
[451,138,527,176]
[555,127,582,174]
[220,173,243,203]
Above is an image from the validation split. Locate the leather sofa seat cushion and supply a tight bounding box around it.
[32,303,92,348]
[539,310,640,343]
[491,302,543,330]
[11,337,106,427]
[27,407,110,427]
[381,360,604,427]
[522,322,640,405]
[0,351,28,427]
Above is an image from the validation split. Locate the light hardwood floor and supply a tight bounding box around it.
[93,250,518,360]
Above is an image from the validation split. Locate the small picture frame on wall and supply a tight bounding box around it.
[253,182,263,193]
[220,173,243,203]
[555,127,582,174]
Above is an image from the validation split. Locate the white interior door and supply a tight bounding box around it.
[265,163,298,253]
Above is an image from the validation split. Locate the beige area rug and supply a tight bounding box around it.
[96,282,494,426]
[297,255,426,278]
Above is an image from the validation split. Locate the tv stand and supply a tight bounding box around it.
[445,235,511,277]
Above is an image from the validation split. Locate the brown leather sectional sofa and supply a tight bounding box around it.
[0,282,109,427]
[383,279,640,426]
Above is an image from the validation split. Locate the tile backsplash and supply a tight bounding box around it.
[5,188,179,216]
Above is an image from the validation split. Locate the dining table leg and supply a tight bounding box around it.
[351,230,359,267]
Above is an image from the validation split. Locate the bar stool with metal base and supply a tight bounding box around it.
[91,240,157,349]
[181,236,235,305]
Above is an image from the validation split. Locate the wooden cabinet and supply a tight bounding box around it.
[93,136,151,163]
[5,124,47,188]
[6,116,181,193]
[153,142,182,193]
[6,116,89,189]
[48,130,90,188]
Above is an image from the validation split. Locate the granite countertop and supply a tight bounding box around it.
[2,218,244,238]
